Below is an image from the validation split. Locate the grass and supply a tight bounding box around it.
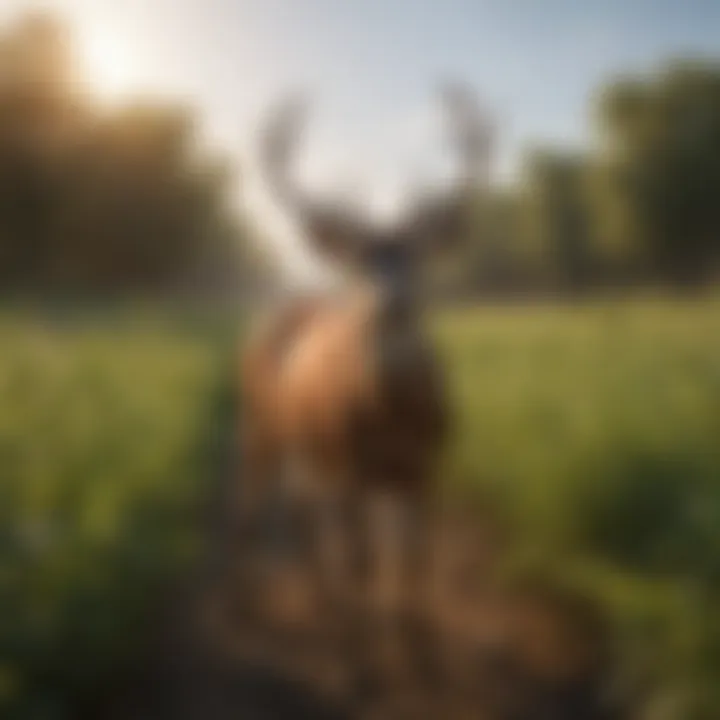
[0,310,233,718]
[433,296,720,718]
[434,298,720,538]
[0,296,718,717]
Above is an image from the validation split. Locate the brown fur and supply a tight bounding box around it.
[237,88,489,688]
[241,288,448,499]
[238,286,450,661]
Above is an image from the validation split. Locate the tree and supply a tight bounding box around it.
[518,149,595,294]
[457,189,526,296]
[0,12,268,299]
[594,60,720,286]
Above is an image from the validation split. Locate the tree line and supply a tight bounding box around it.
[0,13,272,301]
[455,58,720,297]
[1,12,718,300]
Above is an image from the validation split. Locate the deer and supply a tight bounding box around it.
[238,84,493,687]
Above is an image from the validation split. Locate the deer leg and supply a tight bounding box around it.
[404,490,434,615]
[310,483,354,620]
[240,421,298,570]
[222,420,283,628]
[399,487,442,687]
[368,491,409,686]
[346,489,406,704]
[263,458,293,559]
[237,421,274,546]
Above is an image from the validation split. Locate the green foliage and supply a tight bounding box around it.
[519,150,599,294]
[0,13,265,298]
[432,296,720,717]
[0,299,718,717]
[594,60,720,285]
[454,58,720,295]
[0,313,226,718]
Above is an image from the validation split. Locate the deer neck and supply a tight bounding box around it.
[369,286,429,395]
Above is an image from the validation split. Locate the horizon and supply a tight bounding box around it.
[3,0,720,281]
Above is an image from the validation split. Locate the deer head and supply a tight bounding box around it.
[261,83,493,312]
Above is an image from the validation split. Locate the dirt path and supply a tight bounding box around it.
[92,379,627,720]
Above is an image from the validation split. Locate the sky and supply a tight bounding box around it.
[2,0,720,280]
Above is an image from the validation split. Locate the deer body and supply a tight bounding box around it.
[239,86,492,682]
[242,287,448,500]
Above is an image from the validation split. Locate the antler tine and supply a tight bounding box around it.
[261,94,310,206]
[438,81,493,182]
[260,93,368,260]
[397,82,494,246]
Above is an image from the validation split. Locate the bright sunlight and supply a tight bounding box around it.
[75,22,141,103]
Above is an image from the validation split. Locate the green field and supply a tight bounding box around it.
[1,298,719,717]
[0,311,233,718]
[435,298,720,546]
[434,297,720,717]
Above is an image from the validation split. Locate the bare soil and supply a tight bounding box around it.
[89,400,628,720]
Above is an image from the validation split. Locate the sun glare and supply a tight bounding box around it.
[76,24,140,104]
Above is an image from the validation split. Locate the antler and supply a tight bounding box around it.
[261,94,308,208]
[261,95,367,260]
[439,82,493,181]
[400,82,493,245]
